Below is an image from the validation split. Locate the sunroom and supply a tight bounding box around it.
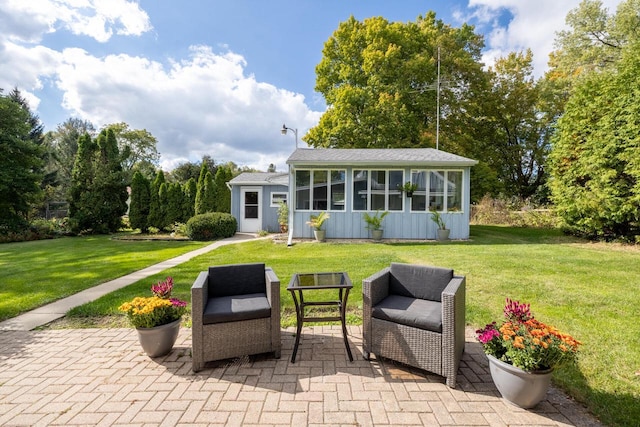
[285,148,477,241]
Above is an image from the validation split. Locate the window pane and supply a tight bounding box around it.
[429,171,445,211]
[353,170,367,211]
[295,170,310,210]
[388,170,403,211]
[371,170,386,210]
[447,171,462,211]
[330,170,345,211]
[411,170,426,211]
[313,170,328,210]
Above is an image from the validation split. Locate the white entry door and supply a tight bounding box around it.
[240,187,261,232]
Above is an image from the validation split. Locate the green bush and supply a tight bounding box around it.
[185,212,237,241]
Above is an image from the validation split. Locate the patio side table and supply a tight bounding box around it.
[287,272,354,363]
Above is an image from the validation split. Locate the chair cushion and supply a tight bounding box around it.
[203,293,271,324]
[389,263,453,302]
[372,294,442,333]
[208,263,266,297]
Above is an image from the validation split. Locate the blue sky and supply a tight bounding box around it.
[0,0,622,172]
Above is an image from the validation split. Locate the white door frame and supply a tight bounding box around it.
[240,187,262,232]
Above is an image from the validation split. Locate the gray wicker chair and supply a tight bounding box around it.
[362,263,465,388]
[191,263,281,372]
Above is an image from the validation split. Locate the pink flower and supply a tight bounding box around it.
[170,298,187,308]
[151,277,174,298]
[475,322,500,344]
[504,298,532,322]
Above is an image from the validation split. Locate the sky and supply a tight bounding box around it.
[0,0,623,172]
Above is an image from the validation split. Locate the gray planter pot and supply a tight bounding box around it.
[371,229,383,242]
[487,354,553,408]
[313,229,326,242]
[436,228,450,241]
[136,318,181,358]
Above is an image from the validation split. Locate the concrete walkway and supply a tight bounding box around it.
[0,233,259,331]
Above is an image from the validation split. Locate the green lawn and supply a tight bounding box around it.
[2,226,639,426]
[0,235,209,321]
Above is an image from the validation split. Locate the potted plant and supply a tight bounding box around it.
[277,201,288,233]
[363,210,388,242]
[430,210,449,240]
[119,277,187,358]
[476,299,581,408]
[399,181,418,197]
[306,211,330,242]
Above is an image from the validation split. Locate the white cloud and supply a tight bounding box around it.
[56,45,321,171]
[0,0,151,44]
[464,0,623,76]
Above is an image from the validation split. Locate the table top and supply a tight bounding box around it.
[288,272,352,290]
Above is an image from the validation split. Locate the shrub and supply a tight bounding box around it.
[470,195,558,228]
[185,212,237,241]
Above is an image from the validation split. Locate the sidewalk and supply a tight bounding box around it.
[0,233,259,332]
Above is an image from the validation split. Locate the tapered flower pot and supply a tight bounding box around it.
[436,229,450,241]
[313,230,326,242]
[136,318,181,358]
[371,229,383,242]
[487,354,553,408]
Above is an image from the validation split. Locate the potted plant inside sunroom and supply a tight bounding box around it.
[399,181,418,198]
[306,211,330,242]
[476,299,581,408]
[363,210,388,242]
[119,277,187,358]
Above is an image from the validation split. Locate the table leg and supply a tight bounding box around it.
[341,289,353,361]
[290,290,302,363]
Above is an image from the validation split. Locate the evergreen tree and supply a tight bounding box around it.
[203,171,216,213]
[0,91,44,230]
[183,178,197,220]
[213,165,232,213]
[157,182,170,230]
[129,170,151,232]
[165,182,184,225]
[68,133,97,232]
[148,170,166,229]
[92,129,128,232]
[194,162,208,215]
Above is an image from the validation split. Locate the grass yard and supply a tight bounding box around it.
[0,235,209,322]
[2,226,639,426]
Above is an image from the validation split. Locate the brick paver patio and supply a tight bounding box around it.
[0,325,602,427]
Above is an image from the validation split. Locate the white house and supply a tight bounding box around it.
[229,148,477,240]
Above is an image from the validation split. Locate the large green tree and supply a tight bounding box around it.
[470,50,559,200]
[148,170,167,230]
[213,165,232,213]
[0,91,44,230]
[305,12,484,150]
[549,38,640,239]
[107,122,160,181]
[44,118,96,201]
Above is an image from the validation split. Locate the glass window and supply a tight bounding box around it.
[411,170,427,211]
[312,170,328,210]
[244,191,258,219]
[370,170,386,210]
[388,170,403,211]
[429,171,445,211]
[447,171,462,211]
[330,170,346,211]
[353,170,368,211]
[295,170,310,210]
[270,192,287,207]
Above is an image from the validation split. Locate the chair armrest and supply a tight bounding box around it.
[363,267,391,309]
[441,274,466,384]
[265,267,281,310]
[191,271,209,327]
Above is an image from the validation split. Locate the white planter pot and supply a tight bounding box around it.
[313,229,326,242]
[487,354,553,408]
[371,229,383,242]
[436,229,450,241]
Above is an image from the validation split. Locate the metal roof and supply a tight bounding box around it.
[228,172,288,186]
[286,148,477,167]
